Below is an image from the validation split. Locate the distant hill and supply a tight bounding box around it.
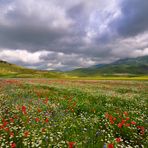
[1,56,148,78]
[68,56,148,76]
[0,60,63,78]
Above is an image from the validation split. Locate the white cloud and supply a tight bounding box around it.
[133,48,148,57]
[110,32,148,58]
[0,49,48,64]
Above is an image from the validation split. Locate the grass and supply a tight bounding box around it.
[1,60,148,80]
[0,61,65,78]
[0,79,147,147]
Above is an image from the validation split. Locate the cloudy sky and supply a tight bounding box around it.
[0,0,148,70]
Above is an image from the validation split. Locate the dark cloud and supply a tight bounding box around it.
[0,0,148,70]
[0,24,71,50]
[67,3,88,33]
[111,0,148,37]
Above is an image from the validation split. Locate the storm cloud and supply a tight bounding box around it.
[0,0,148,70]
[111,0,148,37]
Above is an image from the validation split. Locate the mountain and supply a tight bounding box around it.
[68,56,148,76]
[0,60,63,78]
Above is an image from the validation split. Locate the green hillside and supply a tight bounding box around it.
[68,56,148,77]
[0,56,148,78]
[0,60,63,78]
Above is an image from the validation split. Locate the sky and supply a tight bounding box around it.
[0,0,148,70]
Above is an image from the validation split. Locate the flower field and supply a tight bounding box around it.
[0,79,147,148]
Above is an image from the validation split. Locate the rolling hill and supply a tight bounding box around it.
[68,56,148,77]
[0,60,63,78]
[0,55,148,78]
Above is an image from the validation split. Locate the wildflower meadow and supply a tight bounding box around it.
[0,79,147,147]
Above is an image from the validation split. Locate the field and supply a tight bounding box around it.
[0,79,147,148]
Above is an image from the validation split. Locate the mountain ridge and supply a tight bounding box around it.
[68,56,148,76]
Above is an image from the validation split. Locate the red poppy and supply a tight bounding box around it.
[68,142,75,148]
[137,126,145,135]
[22,105,27,114]
[116,137,121,142]
[2,118,6,122]
[118,123,123,128]
[13,115,18,119]
[10,132,14,137]
[0,125,4,129]
[35,118,39,122]
[108,143,114,148]
[4,127,9,132]
[121,119,126,124]
[9,118,14,123]
[109,115,113,120]
[24,131,29,137]
[123,111,128,116]
[11,143,16,148]
[110,119,114,124]
[131,121,136,125]
[125,123,130,127]
[37,108,42,113]
[126,117,130,121]
[3,121,8,127]
[113,117,116,121]
[45,118,49,123]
